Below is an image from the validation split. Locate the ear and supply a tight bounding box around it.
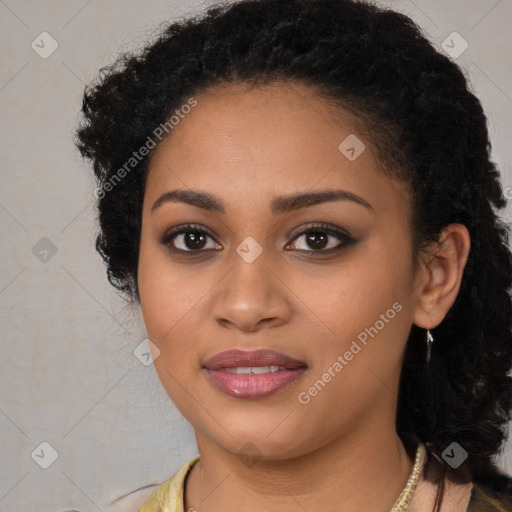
[412,223,471,329]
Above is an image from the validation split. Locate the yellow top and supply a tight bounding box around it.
[137,454,512,512]
[137,445,426,511]
[138,456,200,512]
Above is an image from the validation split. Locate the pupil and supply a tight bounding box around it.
[308,232,327,250]
[186,232,205,249]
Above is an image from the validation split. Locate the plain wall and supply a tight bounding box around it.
[1,0,511,510]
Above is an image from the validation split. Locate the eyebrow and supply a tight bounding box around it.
[151,188,373,215]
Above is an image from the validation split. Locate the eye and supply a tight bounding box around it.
[161,224,221,252]
[161,223,355,255]
[286,223,355,254]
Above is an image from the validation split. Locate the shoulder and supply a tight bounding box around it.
[468,481,512,511]
[138,456,200,512]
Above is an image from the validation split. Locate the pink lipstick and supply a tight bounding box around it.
[202,349,307,399]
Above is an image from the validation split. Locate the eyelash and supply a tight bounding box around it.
[160,222,356,256]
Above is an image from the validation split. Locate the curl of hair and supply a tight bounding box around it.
[75,0,512,493]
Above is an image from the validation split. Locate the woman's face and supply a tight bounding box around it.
[138,82,423,460]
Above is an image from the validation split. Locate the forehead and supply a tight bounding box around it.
[144,81,410,215]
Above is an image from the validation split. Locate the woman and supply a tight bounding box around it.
[75,0,512,510]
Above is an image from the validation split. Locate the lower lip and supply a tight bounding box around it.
[205,368,306,399]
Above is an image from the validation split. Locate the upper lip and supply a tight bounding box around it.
[203,349,307,370]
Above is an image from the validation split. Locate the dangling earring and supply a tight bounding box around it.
[426,329,434,363]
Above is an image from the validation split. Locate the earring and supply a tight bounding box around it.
[426,329,434,363]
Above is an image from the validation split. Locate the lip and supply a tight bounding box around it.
[203,349,307,399]
[203,349,307,370]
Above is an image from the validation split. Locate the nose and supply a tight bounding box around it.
[211,244,292,332]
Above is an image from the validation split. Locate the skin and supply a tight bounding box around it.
[137,81,471,512]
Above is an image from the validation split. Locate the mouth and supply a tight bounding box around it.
[202,349,308,399]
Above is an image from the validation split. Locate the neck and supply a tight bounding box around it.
[185,420,415,512]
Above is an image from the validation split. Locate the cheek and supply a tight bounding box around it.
[294,245,409,332]
[138,233,195,336]
[137,236,213,384]
[139,261,203,407]
[292,244,413,390]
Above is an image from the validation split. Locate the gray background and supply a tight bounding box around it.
[1,0,511,511]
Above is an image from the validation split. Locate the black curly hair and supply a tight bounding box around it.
[75,0,512,504]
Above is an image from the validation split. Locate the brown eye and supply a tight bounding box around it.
[304,231,329,250]
[180,231,208,250]
[161,222,355,256]
[287,223,356,254]
[161,224,221,253]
